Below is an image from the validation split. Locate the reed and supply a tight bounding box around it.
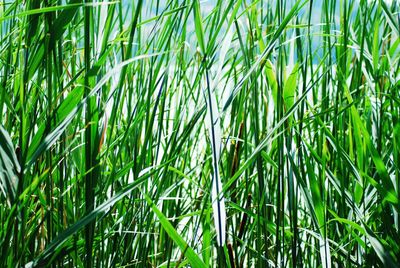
[0,0,399,267]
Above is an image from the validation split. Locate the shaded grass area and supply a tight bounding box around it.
[0,0,399,267]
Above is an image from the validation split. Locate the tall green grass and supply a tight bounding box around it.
[0,0,399,267]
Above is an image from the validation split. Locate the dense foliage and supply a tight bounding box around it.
[0,0,399,267]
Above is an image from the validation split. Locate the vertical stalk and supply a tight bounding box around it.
[275,0,285,266]
[84,1,94,267]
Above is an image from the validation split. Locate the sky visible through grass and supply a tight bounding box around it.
[0,0,399,267]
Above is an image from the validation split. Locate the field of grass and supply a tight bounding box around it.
[0,0,399,267]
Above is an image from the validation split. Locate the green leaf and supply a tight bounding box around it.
[0,125,20,204]
[283,63,299,110]
[144,193,206,268]
[193,0,206,54]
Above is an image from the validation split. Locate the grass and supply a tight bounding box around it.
[0,0,399,267]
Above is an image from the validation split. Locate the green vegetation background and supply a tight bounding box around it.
[0,0,399,267]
